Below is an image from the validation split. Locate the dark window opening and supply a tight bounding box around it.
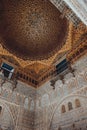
[56,59,69,75]
[1,63,14,79]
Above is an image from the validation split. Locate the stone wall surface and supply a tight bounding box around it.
[0,55,87,130]
[34,54,87,130]
[0,80,36,130]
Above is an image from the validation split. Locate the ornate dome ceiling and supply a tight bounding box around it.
[0,0,68,60]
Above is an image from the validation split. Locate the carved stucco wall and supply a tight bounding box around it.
[0,99,15,130]
[34,54,87,130]
[0,80,36,111]
[0,80,36,130]
[0,54,87,130]
[0,98,35,130]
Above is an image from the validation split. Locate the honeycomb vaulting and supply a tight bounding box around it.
[0,0,68,60]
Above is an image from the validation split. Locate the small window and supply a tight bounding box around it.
[20,73,23,78]
[75,99,81,108]
[68,102,73,111]
[61,105,66,113]
[23,75,26,79]
[0,106,2,113]
[1,63,14,79]
[26,76,28,80]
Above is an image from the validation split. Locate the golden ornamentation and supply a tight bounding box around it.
[0,1,86,88]
[0,0,68,60]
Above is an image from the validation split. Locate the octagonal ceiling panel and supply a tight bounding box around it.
[0,0,68,60]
